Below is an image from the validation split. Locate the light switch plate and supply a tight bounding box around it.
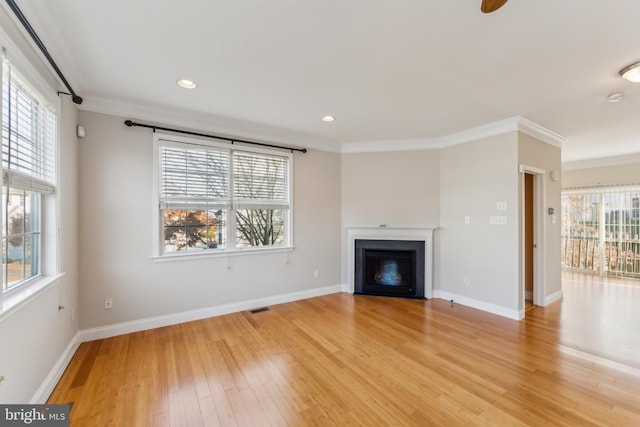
[490,216,507,225]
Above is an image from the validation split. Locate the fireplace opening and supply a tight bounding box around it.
[355,239,425,299]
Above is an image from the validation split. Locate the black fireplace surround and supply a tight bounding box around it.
[354,239,426,299]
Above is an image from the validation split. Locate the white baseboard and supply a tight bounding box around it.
[545,289,563,306]
[79,284,343,342]
[432,290,522,320]
[30,331,82,404]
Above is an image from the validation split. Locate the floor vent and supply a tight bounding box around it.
[249,307,270,314]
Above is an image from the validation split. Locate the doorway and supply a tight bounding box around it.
[525,173,534,310]
[520,165,546,314]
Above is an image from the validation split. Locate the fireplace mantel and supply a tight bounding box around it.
[346,226,437,298]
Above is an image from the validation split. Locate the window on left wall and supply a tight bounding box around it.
[1,56,57,293]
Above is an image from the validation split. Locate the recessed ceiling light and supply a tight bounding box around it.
[321,115,335,122]
[177,79,197,89]
[618,62,640,83]
[607,92,624,103]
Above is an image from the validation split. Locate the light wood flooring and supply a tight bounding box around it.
[49,275,640,426]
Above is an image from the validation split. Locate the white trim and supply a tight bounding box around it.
[545,289,563,305]
[30,331,82,404]
[152,246,294,263]
[79,284,342,342]
[341,138,439,154]
[517,117,564,148]
[438,116,522,148]
[341,116,564,154]
[346,226,436,298]
[519,165,547,309]
[432,291,523,320]
[562,152,640,171]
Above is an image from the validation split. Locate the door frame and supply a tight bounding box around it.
[519,164,546,310]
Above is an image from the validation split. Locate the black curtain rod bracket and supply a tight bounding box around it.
[57,91,83,104]
[7,0,83,104]
[124,120,307,154]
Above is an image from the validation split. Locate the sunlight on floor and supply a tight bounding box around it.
[557,272,640,369]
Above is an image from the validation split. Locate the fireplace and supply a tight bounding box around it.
[346,227,435,299]
[355,239,425,299]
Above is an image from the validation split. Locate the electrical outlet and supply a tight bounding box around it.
[314,269,320,278]
[464,276,470,286]
[104,298,113,310]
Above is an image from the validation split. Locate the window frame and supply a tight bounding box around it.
[561,185,640,278]
[0,33,62,317]
[152,132,294,261]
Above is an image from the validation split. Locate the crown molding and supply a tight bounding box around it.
[340,116,564,154]
[437,116,521,148]
[563,151,640,170]
[78,96,342,153]
[517,117,565,148]
[78,96,564,157]
[341,137,439,154]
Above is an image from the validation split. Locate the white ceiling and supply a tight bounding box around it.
[10,0,640,163]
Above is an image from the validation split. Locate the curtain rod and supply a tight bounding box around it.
[5,0,83,104]
[124,120,308,154]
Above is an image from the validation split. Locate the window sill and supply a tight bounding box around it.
[0,273,65,322]
[152,245,295,263]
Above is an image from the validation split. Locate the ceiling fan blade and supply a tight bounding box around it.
[481,0,509,13]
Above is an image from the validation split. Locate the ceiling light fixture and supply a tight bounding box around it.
[618,62,640,83]
[321,115,335,122]
[607,92,624,103]
[177,79,197,89]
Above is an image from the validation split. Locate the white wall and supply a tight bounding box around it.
[340,150,440,285]
[439,133,520,317]
[341,150,440,227]
[77,111,342,329]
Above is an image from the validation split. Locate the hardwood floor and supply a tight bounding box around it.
[49,277,640,426]
[556,272,640,370]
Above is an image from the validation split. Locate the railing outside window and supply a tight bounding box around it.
[561,186,640,278]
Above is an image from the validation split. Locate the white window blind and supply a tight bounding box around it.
[156,136,292,255]
[233,150,289,209]
[159,143,230,210]
[2,57,57,194]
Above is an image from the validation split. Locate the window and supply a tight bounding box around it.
[155,134,292,257]
[1,57,57,292]
[562,186,640,278]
